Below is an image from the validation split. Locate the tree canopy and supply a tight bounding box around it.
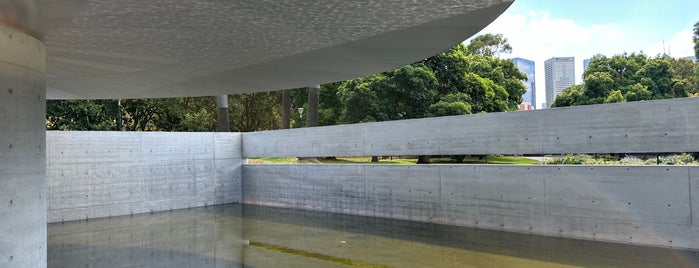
[465,33,513,57]
[335,41,525,124]
[552,53,697,107]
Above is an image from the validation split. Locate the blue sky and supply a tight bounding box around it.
[469,0,699,107]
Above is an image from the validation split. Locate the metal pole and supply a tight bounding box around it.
[216,95,230,132]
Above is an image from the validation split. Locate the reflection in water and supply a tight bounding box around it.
[49,204,699,268]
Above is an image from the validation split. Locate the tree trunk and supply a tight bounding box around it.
[300,85,321,162]
[371,156,379,162]
[417,155,431,164]
[281,90,291,129]
[306,85,320,127]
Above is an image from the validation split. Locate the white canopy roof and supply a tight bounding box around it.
[16,0,512,99]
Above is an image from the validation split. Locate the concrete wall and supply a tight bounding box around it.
[240,97,699,249]
[0,26,47,267]
[46,131,243,223]
[244,164,699,249]
[242,97,699,157]
[41,98,699,251]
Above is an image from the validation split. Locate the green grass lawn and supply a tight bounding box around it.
[430,155,539,165]
[248,155,538,165]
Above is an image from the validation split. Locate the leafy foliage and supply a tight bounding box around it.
[465,33,512,57]
[46,100,117,130]
[553,53,695,107]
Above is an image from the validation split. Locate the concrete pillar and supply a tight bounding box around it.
[216,95,230,132]
[306,85,320,127]
[0,26,47,267]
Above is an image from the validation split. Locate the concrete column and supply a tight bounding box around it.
[0,26,47,267]
[216,95,230,132]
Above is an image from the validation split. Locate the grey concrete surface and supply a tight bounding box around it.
[243,97,699,157]
[46,131,243,223]
[243,164,699,249]
[25,0,513,99]
[0,26,47,268]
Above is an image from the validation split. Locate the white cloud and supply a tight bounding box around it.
[645,29,694,58]
[465,11,690,108]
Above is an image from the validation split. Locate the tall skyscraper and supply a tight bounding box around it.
[512,57,536,109]
[582,58,591,82]
[545,57,575,108]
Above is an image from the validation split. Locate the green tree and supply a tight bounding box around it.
[338,65,439,123]
[428,93,472,116]
[377,65,438,120]
[120,99,163,131]
[583,72,615,104]
[46,100,117,130]
[638,58,673,99]
[318,83,343,126]
[338,75,383,123]
[462,73,509,113]
[551,85,585,107]
[554,53,689,107]
[466,33,512,57]
[604,90,626,103]
[420,43,525,112]
[229,92,281,131]
[669,57,698,94]
[671,79,690,98]
[622,83,652,101]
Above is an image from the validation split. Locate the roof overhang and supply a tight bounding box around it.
[7,0,513,99]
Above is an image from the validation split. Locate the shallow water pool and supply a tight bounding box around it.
[48,204,699,267]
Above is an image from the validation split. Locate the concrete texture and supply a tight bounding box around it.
[243,164,699,249]
[0,26,47,267]
[243,97,699,157]
[28,0,513,99]
[46,131,243,223]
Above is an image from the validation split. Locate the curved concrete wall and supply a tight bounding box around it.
[0,26,47,267]
[46,132,243,223]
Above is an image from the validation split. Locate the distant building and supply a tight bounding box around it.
[512,57,536,109]
[582,58,591,81]
[582,54,604,82]
[541,102,547,109]
[545,57,575,108]
[682,56,697,62]
[518,102,533,111]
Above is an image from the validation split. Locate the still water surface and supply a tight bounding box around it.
[48,204,699,267]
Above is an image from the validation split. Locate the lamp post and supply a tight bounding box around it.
[297,107,304,127]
